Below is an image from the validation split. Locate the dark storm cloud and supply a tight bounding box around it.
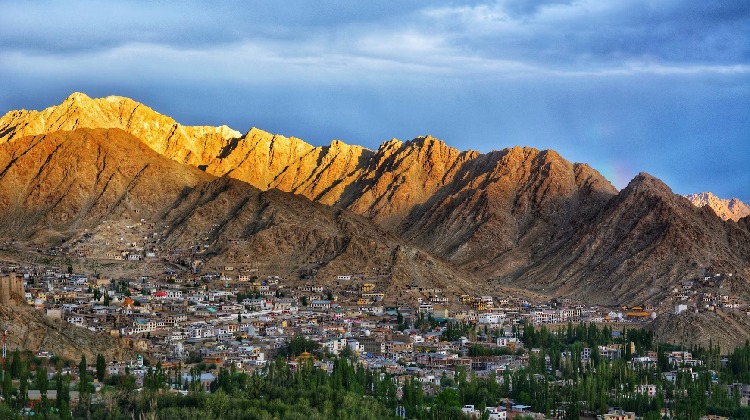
[2,1,747,75]
[429,0,750,68]
[0,0,438,54]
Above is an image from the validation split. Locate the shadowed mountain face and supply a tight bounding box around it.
[1,93,749,313]
[0,128,212,237]
[156,175,480,295]
[0,127,478,295]
[514,174,750,304]
[398,146,618,274]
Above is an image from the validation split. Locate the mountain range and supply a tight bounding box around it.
[1,93,749,347]
[686,192,750,222]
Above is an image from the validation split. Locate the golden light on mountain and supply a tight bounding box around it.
[1,93,749,348]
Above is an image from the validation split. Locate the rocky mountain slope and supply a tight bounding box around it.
[514,174,750,304]
[0,128,479,297]
[1,93,749,312]
[646,309,750,353]
[686,192,750,222]
[399,146,617,275]
[0,128,212,241]
[156,175,478,295]
[0,94,479,228]
[0,304,135,361]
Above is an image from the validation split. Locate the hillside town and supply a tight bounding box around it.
[1,256,749,419]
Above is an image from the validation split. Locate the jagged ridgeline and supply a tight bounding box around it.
[686,192,750,222]
[1,93,749,325]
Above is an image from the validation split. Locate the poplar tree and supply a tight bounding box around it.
[1,370,12,404]
[96,354,106,382]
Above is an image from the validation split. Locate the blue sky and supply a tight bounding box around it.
[1,0,748,200]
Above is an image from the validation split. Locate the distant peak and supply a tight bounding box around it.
[103,94,131,103]
[413,134,442,145]
[685,192,750,221]
[539,149,562,160]
[415,134,436,142]
[405,136,458,155]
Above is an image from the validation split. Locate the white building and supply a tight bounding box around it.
[478,312,505,325]
[635,384,657,397]
[323,338,348,355]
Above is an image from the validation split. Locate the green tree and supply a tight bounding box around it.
[37,361,50,412]
[18,360,28,408]
[56,371,70,411]
[78,355,88,387]
[144,361,167,392]
[77,355,92,419]
[96,353,106,382]
[280,335,320,358]
[204,389,229,418]
[2,370,12,404]
[397,311,406,331]
[9,349,21,379]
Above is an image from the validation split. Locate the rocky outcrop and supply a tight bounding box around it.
[269,139,372,205]
[686,192,750,222]
[646,309,750,352]
[205,128,317,191]
[400,146,618,274]
[337,136,480,227]
[0,304,135,361]
[194,133,479,228]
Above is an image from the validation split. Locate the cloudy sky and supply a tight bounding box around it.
[1,1,748,200]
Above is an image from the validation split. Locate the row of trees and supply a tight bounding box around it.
[503,323,750,419]
[0,350,110,418]
[3,322,750,418]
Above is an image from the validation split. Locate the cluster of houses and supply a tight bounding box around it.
[2,258,749,419]
[672,274,747,315]
[2,260,669,372]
